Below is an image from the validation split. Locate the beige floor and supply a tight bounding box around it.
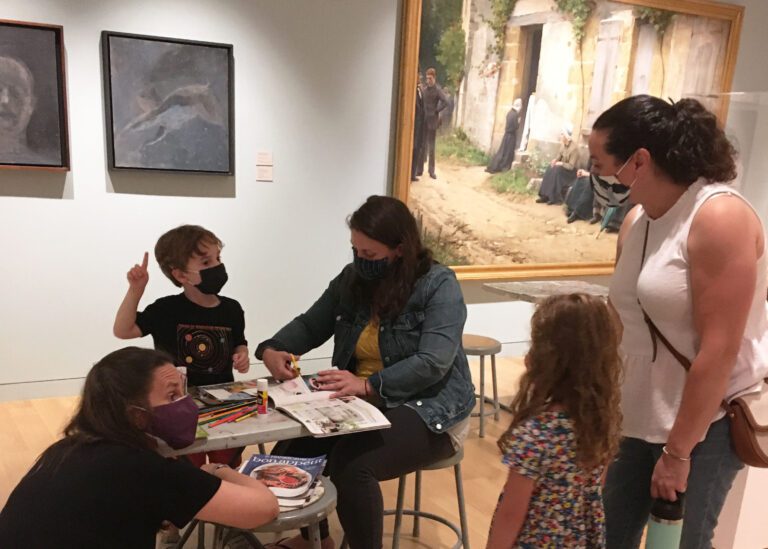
[0,357,526,549]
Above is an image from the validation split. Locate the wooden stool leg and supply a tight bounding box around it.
[306,522,322,549]
[491,353,500,421]
[412,469,422,537]
[392,475,407,549]
[454,463,470,549]
[479,355,486,438]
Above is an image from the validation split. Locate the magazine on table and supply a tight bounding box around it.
[193,379,259,405]
[242,375,391,438]
[239,454,326,499]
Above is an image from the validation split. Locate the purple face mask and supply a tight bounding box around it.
[146,395,199,449]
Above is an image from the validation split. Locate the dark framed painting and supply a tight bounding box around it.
[392,0,743,280]
[0,20,69,171]
[101,31,234,175]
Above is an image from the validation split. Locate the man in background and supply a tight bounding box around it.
[421,67,447,180]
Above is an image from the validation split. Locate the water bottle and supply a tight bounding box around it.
[645,492,685,548]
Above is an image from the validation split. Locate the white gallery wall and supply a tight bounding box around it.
[0,0,398,398]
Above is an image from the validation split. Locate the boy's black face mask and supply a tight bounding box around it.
[195,263,228,295]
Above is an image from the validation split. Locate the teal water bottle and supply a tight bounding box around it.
[645,493,685,549]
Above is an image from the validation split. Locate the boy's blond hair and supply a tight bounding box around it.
[154,225,222,287]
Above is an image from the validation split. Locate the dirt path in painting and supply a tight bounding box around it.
[408,160,618,265]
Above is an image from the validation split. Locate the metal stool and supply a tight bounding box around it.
[340,447,469,549]
[462,334,503,437]
[180,477,337,549]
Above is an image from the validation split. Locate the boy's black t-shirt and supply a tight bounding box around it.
[136,293,247,387]
[0,441,221,549]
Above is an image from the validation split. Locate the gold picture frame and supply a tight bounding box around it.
[393,0,744,281]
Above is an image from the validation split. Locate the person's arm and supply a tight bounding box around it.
[615,205,642,264]
[652,195,763,501]
[368,269,466,405]
[114,252,149,339]
[195,464,280,529]
[255,269,346,378]
[233,345,250,374]
[232,303,250,373]
[436,86,449,113]
[486,470,535,549]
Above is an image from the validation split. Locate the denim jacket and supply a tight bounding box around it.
[255,263,475,434]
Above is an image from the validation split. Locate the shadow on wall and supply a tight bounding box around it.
[106,169,236,198]
[0,170,69,199]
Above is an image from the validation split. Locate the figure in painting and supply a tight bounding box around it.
[486,98,522,174]
[536,125,579,205]
[0,55,46,165]
[411,72,425,181]
[420,67,448,180]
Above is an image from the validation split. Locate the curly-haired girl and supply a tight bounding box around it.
[487,293,622,548]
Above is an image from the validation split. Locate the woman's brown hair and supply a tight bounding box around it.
[347,196,433,319]
[498,294,623,469]
[592,95,736,185]
[35,347,173,470]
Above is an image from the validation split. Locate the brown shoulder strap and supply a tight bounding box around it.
[637,222,733,409]
[637,220,692,371]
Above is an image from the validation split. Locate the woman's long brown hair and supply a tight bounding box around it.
[348,196,433,319]
[498,294,623,469]
[34,347,173,471]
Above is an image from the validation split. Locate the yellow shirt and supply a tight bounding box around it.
[355,319,384,379]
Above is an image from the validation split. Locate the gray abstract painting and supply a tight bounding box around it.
[102,32,233,174]
[0,21,68,168]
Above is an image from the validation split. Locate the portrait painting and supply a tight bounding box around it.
[101,31,234,174]
[0,20,69,170]
[393,0,743,279]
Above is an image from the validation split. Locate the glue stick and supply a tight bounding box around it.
[256,378,269,415]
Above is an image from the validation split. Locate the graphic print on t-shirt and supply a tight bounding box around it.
[177,324,232,374]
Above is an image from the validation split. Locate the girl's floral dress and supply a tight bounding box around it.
[499,410,605,548]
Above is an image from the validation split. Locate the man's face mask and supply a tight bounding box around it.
[591,154,635,209]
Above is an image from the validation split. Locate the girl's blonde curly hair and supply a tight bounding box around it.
[498,293,623,469]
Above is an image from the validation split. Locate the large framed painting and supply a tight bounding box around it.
[101,31,234,175]
[0,20,69,171]
[394,0,743,280]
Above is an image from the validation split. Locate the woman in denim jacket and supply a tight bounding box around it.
[256,195,475,549]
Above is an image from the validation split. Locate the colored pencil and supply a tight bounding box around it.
[234,409,259,422]
[199,404,248,419]
[199,402,248,418]
[199,405,251,425]
[209,406,257,428]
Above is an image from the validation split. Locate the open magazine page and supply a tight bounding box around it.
[279,395,391,437]
[243,375,333,407]
[239,454,326,498]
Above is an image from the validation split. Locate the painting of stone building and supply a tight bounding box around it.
[406,0,736,268]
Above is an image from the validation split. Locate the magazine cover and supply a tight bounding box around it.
[239,454,326,498]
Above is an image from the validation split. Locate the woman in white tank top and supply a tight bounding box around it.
[588,95,768,549]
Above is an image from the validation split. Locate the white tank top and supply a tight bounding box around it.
[609,180,768,443]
